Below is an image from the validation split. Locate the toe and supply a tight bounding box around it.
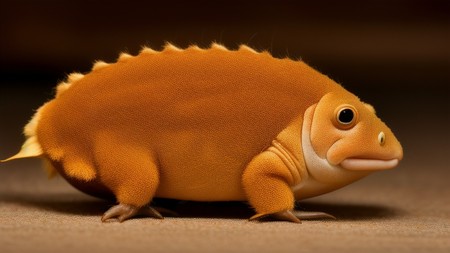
[118,207,139,222]
[101,204,138,222]
[153,206,179,217]
[138,206,164,219]
[293,211,336,220]
[249,210,301,223]
[271,210,302,223]
[102,205,123,222]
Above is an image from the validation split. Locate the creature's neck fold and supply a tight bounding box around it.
[272,114,308,186]
[268,140,302,185]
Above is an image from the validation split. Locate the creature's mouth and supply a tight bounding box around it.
[340,158,399,171]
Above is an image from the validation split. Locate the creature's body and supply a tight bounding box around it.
[2,44,403,223]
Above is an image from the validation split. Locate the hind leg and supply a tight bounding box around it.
[94,134,161,222]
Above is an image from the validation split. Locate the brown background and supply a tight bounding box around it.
[0,0,449,252]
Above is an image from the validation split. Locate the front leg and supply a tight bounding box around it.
[242,151,301,223]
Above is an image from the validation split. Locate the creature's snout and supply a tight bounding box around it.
[339,127,403,171]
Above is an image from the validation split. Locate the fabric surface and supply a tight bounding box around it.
[1,87,449,253]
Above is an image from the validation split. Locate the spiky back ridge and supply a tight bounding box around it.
[6,43,270,177]
[54,43,262,98]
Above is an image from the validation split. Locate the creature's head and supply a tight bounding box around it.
[301,91,403,186]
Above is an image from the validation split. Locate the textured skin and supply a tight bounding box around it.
[4,44,403,219]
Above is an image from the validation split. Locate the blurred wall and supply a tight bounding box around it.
[1,0,448,86]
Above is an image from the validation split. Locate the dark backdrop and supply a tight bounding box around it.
[0,0,449,167]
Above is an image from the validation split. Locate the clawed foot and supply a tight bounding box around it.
[250,210,336,223]
[101,203,164,222]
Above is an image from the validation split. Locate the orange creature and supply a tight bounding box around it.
[2,43,403,223]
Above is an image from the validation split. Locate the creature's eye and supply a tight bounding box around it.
[335,105,358,129]
[338,108,354,124]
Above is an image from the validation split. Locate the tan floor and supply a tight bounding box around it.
[0,159,449,253]
[0,88,449,253]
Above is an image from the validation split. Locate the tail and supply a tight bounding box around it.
[1,72,84,164]
[1,136,43,162]
[1,105,45,163]
[1,102,59,177]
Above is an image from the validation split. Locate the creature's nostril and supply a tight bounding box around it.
[378,131,386,146]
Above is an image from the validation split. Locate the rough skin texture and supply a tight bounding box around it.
[3,43,403,222]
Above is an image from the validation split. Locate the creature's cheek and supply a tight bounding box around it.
[310,127,344,161]
[326,122,379,165]
[309,118,339,159]
[324,124,364,165]
[326,139,347,165]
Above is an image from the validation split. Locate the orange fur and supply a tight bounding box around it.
[4,43,403,219]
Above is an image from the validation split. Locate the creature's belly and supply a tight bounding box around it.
[152,133,257,201]
[155,175,247,201]
[154,162,247,201]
